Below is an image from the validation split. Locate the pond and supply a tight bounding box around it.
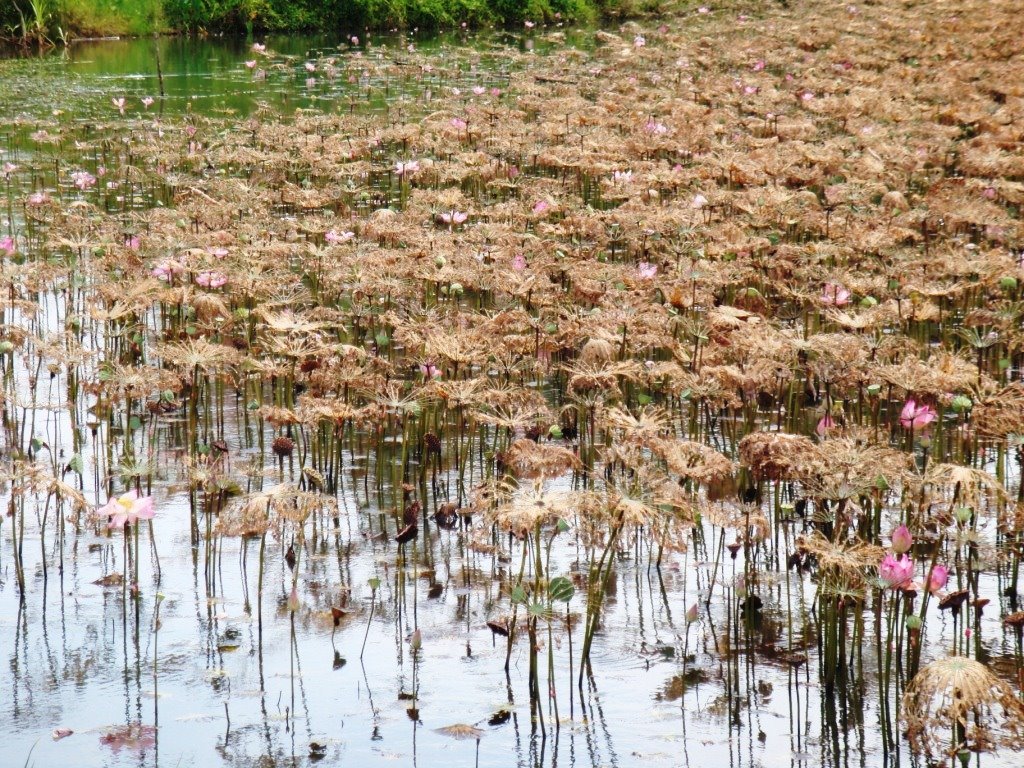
[2,3,1024,768]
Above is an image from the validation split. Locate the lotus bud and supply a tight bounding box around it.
[905,614,922,631]
[951,394,972,413]
[434,255,446,269]
[0,341,13,354]
[287,585,301,612]
[685,603,699,623]
[928,564,949,594]
[410,628,422,652]
[450,282,463,296]
[954,506,973,525]
[891,524,912,554]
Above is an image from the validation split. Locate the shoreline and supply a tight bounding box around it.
[1,0,679,47]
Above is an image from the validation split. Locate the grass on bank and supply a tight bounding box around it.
[1,0,680,40]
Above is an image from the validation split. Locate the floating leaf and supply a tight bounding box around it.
[486,619,509,636]
[488,709,511,726]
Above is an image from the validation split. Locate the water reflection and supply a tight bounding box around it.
[0,16,1022,768]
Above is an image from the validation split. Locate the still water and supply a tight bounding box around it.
[0,24,1021,768]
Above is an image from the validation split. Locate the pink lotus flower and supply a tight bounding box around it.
[644,120,668,135]
[524,21,535,29]
[928,564,949,594]
[71,170,96,190]
[450,118,467,130]
[196,270,227,289]
[350,36,359,45]
[637,262,657,280]
[2,162,17,176]
[634,35,646,47]
[252,42,266,52]
[245,60,257,69]
[816,413,835,436]
[821,282,851,306]
[112,97,126,115]
[691,193,708,209]
[512,254,527,270]
[532,199,550,214]
[419,362,441,379]
[752,59,766,71]
[472,86,486,96]
[141,96,154,109]
[151,260,182,281]
[891,524,912,554]
[325,229,354,244]
[899,399,936,430]
[613,170,632,184]
[395,160,419,176]
[99,490,155,529]
[27,191,50,206]
[125,235,140,251]
[1,236,14,256]
[439,210,467,226]
[304,61,316,72]
[207,246,229,258]
[879,553,913,589]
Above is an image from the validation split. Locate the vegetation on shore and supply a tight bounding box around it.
[1,0,675,41]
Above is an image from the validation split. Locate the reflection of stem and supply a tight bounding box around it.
[360,586,376,660]
[361,660,379,726]
[256,534,266,641]
[153,593,162,763]
[289,610,295,732]
[566,604,574,719]
[579,512,624,683]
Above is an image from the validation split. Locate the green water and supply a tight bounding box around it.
[0,29,578,122]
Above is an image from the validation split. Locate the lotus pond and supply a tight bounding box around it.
[2,2,1024,767]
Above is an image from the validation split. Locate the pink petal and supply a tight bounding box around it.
[132,496,155,520]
